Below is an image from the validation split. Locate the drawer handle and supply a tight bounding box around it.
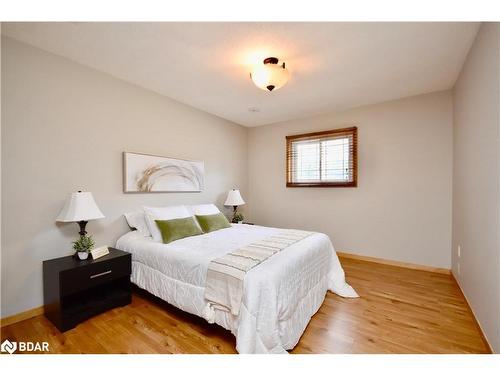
[90,270,112,279]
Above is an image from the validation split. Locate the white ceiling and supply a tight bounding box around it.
[2,22,479,127]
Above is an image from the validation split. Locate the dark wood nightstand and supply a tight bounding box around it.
[43,247,131,332]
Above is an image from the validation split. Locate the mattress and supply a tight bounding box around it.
[116,223,358,353]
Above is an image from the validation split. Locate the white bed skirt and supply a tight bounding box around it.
[131,260,332,353]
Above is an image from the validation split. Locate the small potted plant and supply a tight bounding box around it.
[232,212,244,224]
[72,234,95,260]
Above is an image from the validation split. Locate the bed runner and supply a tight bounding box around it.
[203,229,313,321]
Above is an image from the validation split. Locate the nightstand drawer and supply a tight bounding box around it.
[60,254,131,296]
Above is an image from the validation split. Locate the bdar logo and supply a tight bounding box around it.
[1,339,49,354]
[1,339,17,354]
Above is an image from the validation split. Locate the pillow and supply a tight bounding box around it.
[143,205,192,242]
[189,204,221,216]
[195,213,231,233]
[155,217,203,244]
[124,211,151,236]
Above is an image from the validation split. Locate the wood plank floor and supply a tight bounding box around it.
[1,257,490,354]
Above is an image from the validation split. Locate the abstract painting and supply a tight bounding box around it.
[123,152,204,193]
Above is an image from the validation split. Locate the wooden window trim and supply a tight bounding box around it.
[286,126,358,188]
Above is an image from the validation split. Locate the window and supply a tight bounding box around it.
[286,127,357,187]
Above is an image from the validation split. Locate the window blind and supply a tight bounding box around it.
[286,127,358,187]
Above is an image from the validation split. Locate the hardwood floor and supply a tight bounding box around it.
[1,256,490,354]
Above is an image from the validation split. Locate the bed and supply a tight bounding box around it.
[116,223,358,354]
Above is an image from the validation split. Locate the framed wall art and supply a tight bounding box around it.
[123,152,204,193]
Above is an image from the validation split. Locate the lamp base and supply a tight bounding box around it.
[231,206,241,223]
[78,220,88,236]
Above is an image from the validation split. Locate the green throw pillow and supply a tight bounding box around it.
[195,213,231,233]
[155,217,203,244]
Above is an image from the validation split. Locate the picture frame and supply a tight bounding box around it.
[123,151,205,193]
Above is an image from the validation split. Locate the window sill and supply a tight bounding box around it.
[286,182,357,188]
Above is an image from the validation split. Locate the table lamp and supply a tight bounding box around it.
[224,189,245,223]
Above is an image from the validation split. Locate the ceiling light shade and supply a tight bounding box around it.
[251,57,289,92]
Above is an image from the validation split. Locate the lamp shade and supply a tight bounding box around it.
[56,191,105,222]
[224,189,245,207]
[251,57,290,92]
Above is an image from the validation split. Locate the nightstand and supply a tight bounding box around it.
[43,247,131,332]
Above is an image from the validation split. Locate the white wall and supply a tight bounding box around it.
[452,23,500,353]
[248,91,453,269]
[0,37,248,318]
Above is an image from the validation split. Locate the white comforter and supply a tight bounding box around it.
[116,224,358,354]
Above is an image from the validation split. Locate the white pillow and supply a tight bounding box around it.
[143,205,192,242]
[190,204,221,216]
[124,211,151,237]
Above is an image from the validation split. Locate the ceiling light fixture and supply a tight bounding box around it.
[250,57,289,92]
